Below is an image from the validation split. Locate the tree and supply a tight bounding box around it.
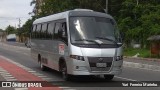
[118,0,160,48]
[5,25,17,35]
[29,0,160,48]
[20,16,36,37]
[0,29,4,32]
[36,0,106,17]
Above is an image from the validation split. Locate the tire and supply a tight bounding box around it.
[61,62,71,81]
[104,75,114,81]
[38,56,47,71]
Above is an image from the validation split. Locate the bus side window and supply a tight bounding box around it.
[57,22,68,43]
[47,22,55,39]
[61,22,68,42]
[36,24,42,39]
[54,23,61,39]
[41,23,48,39]
[61,22,67,38]
[32,25,37,39]
[54,22,68,44]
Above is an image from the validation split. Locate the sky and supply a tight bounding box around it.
[0,0,34,30]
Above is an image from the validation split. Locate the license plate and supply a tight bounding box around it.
[96,63,107,68]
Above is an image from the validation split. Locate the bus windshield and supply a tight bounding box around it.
[69,16,122,45]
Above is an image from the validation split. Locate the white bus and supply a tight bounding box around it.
[31,9,123,81]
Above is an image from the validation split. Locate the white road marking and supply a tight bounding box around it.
[4,77,15,79]
[64,89,77,90]
[59,87,70,89]
[115,76,137,81]
[32,73,44,76]
[6,79,17,81]
[42,78,54,80]
[2,74,13,77]
[15,88,28,90]
[28,71,36,73]
[0,72,10,74]
[37,75,47,78]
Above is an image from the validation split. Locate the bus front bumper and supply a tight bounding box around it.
[67,66,122,75]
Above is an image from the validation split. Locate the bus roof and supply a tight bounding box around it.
[33,9,113,24]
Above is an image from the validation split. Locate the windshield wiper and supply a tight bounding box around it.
[95,37,122,46]
[75,39,101,46]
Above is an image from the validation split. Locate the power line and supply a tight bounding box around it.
[0,16,30,20]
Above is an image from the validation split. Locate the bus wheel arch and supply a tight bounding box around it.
[59,58,71,81]
[38,54,46,71]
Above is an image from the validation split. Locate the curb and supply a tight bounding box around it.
[124,56,160,62]
[0,42,30,50]
[123,61,160,71]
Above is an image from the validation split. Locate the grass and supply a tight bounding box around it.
[124,48,151,58]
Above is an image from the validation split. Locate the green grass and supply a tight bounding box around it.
[124,48,150,58]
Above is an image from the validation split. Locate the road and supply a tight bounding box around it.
[0,43,160,90]
[2,41,26,47]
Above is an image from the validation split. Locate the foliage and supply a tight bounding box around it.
[0,29,4,32]
[118,0,160,48]
[25,0,160,49]
[5,25,17,35]
[19,16,36,37]
[38,0,106,17]
[124,48,150,58]
[20,18,35,37]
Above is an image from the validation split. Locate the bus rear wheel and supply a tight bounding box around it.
[61,62,71,81]
[104,75,114,81]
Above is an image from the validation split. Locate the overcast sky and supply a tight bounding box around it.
[0,0,34,30]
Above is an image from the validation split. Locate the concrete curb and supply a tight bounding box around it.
[124,56,160,62]
[123,61,160,71]
[0,42,30,50]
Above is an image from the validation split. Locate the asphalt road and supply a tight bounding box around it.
[2,41,26,48]
[0,44,160,90]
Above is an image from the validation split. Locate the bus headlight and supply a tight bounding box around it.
[115,56,123,61]
[70,55,85,61]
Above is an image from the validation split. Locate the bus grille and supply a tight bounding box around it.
[88,57,113,71]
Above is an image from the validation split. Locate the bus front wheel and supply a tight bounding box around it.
[104,75,114,81]
[61,62,71,81]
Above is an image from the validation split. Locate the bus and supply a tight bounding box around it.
[31,9,123,81]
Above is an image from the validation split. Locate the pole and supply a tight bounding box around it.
[136,0,139,5]
[18,18,21,28]
[18,18,21,42]
[106,0,108,13]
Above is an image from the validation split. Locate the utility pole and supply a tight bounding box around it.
[136,0,139,5]
[106,0,108,13]
[18,18,21,28]
[18,18,21,42]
